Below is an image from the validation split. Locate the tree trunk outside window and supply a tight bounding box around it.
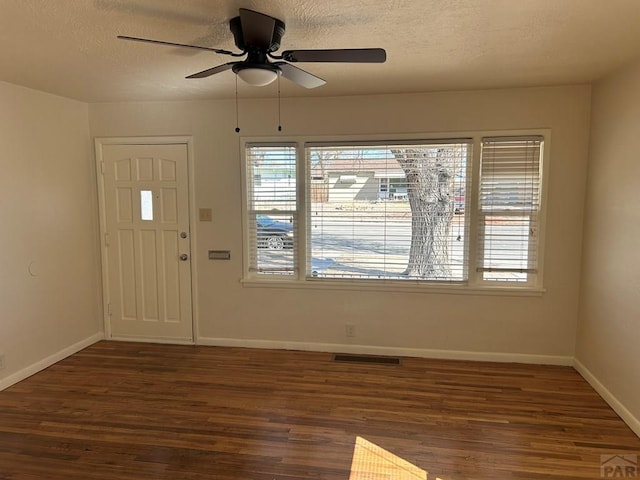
[391,148,455,278]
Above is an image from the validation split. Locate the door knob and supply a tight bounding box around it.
[180,231,188,239]
[180,254,189,261]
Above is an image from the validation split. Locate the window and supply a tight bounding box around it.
[245,144,297,275]
[477,137,543,284]
[140,190,154,221]
[244,133,546,291]
[307,141,470,281]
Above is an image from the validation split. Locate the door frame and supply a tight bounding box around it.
[95,136,198,344]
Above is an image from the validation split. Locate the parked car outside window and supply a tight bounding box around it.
[256,215,294,249]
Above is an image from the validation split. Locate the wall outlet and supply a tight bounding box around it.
[345,323,356,338]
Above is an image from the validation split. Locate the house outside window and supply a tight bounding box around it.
[243,133,547,291]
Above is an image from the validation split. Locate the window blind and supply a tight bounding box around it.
[246,144,297,275]
[306,141,470,281]
[477,137,543,283]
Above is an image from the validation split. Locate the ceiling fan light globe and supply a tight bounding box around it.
[236,67,279,86]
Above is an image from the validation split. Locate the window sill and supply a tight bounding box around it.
[240,278,545,297]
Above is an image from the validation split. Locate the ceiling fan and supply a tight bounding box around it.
[118,8,386,89]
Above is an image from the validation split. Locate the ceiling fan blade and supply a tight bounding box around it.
[239,8,275,48]
[186,62,238,79]
[117,35,235,56]
[282,48,386,63]
[275,62,326,89]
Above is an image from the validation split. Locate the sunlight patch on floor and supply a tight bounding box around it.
[349,436,430,480]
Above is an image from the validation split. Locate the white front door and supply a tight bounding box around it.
[100,142,193,342]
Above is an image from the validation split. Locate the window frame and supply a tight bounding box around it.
[241,130,549,295]
[475,136,545,287]
[242,142,301,277]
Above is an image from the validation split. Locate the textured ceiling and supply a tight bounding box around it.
[2,0,640,102]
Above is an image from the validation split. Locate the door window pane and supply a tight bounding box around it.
[140,190,153,221]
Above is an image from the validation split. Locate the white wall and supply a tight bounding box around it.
[89,85,591,362]
[0,81,102,386]
[576,60,640,433]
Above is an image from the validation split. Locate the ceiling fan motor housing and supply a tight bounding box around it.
[118,8,384,88]
[229,15,286,53]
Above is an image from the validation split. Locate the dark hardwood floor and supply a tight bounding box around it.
[0,341,638,479]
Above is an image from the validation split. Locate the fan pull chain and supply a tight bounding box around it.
[234,75,240,133]
[277,75,282,132]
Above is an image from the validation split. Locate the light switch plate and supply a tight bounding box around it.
[199,208,213,222]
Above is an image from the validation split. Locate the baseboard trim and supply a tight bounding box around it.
[109,335,194,345]
[196,337,573,366]
[573,358,640,438]
[0,333,105,392]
